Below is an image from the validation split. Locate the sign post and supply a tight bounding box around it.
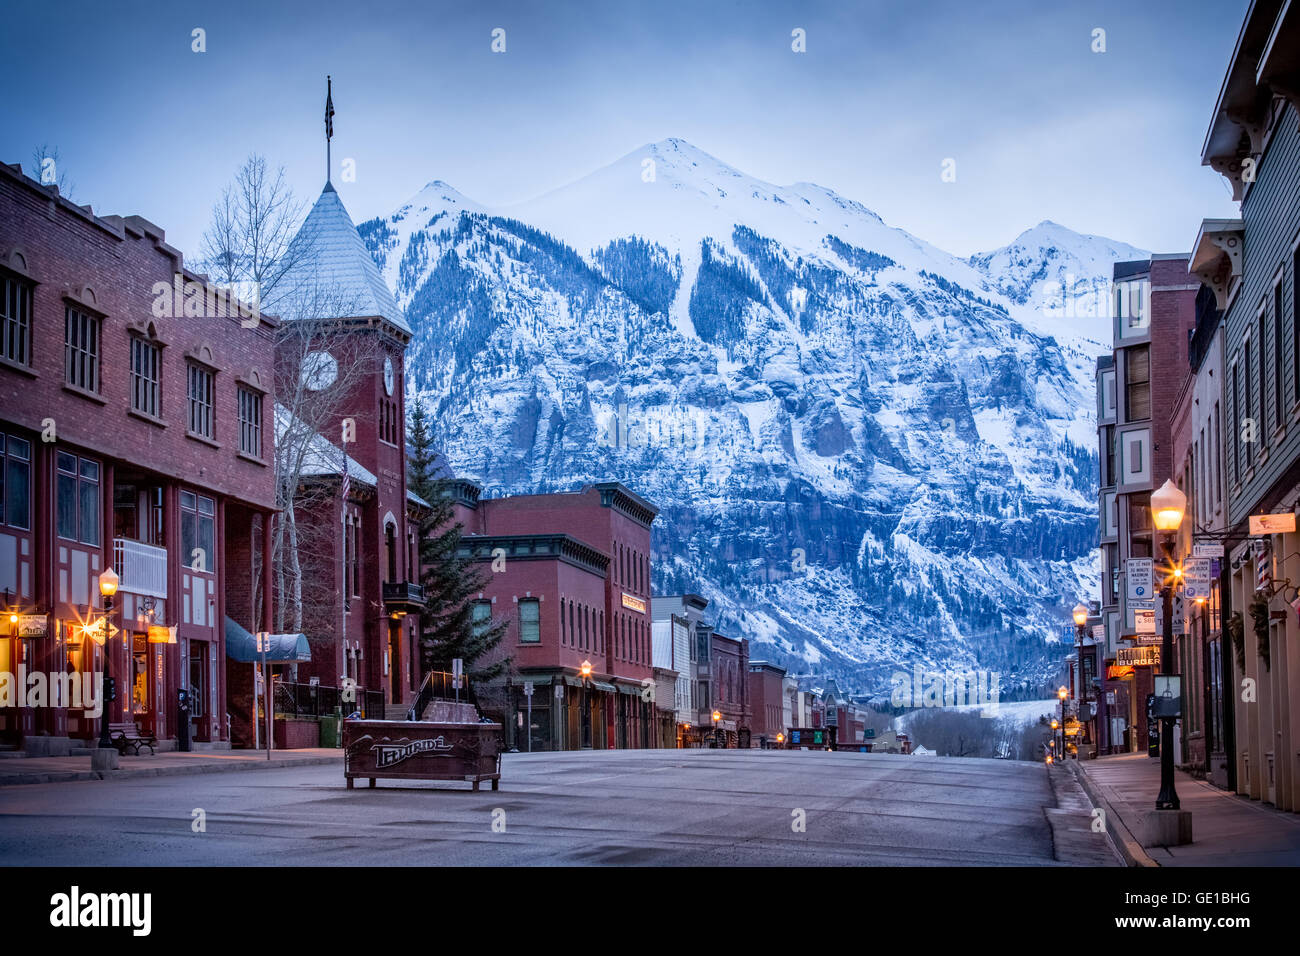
[452,658,463,704]
[523,681,534,753]
[257,631,271,760]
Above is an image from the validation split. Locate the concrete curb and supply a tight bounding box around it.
[0,753,342,787]
[1070,760,1158,867]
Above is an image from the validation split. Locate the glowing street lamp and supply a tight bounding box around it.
[579,659,593,749]
[96,567,120,751]
[1149,478,1186,813]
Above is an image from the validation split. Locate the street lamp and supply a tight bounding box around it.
[1073,602,1089,756]
[96,567,119,751]
[1150,479,1186,811]
[711,708,721,749]
[1057,686,1068,760]
[579,659,593,750]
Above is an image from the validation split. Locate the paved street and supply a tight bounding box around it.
[0,748,1064,866]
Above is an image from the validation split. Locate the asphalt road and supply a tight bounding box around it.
[0,748,1061,866]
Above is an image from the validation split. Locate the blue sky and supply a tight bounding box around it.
[1,0,1247,259]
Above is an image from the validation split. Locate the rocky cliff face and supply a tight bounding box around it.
[359,139,1143,695]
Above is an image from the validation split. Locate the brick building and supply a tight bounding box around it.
[746,659,786,747]
[1095,255,1198,755]
[0,161,277,752]
[452,480,659,750]
[698,624,750,747]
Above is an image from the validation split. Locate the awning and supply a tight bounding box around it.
[592,681,617,693]
[617,683,640,696]
[224,617,311,663]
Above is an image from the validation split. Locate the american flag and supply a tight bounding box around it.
[325,75,334,140]
[339,424,349,517]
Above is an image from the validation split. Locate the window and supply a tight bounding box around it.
[1102,426,1115,486]
[472,601,491,636]
[385,522,397,581]
[1244,340,1254,465]
[1125,345,1150,421]
[0,434,31,530]
[351,520,360,597]
[56,452,99,545]
[187,364,214,439]
[517,598,539,643]
[1213,401,1222,503]
[1,273,32,367]
[1274,280,1284,427]
[237,387,262,457]
[1232,365,1241,482]
[1293,241,1300,405]
[1259,306,1269,440]
[64,305,100,393]
[130,337,161,418]
[180,491,215,573]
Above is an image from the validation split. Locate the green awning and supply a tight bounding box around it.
[224,617,311,663]
[592,681,617,693]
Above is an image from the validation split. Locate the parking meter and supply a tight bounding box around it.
[177,688,191,752]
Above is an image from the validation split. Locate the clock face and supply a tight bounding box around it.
[301,351,338,391]
[383,356,395,396]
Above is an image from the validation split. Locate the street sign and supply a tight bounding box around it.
[1092,624,1105,640]
[523,681,534,698]
[1126,558,1154,601]
[1183,557,1212,601]
[1192,541,1225,558]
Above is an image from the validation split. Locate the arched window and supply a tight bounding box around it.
[385,521,397,581]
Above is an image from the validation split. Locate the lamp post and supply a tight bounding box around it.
[1073,602,1089,756]
[580,659,592,750]
[1150,479,1186,811]
[711,708,721,748]
[1057,686,1068,759]
[96,567,119,751]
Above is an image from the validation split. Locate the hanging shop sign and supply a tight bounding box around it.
[1118,646,1160,667]
[1133,607,1155,634]
[1192,540,1225,558]
[1249,512,1296,535]
[16,614,48,638]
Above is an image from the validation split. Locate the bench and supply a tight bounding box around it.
[109,721,157,756]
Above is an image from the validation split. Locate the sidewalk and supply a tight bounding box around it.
[1076,752,1300,866]
[0,748,342,786]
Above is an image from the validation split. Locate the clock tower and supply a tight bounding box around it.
[274,177,423,714]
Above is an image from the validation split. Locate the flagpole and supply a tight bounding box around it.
[325,75,333,185]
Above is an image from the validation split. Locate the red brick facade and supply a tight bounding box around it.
[0,161,276,752]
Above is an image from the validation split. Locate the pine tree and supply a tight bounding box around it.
[407,403,508,682]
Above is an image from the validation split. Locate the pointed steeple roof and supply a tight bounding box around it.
[279,182,410,336]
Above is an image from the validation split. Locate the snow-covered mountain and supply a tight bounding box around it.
[359,138,1142,696]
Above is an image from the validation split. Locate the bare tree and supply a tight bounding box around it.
[198,155,305,301]
[29,144,73,198]
[199,155,382,637]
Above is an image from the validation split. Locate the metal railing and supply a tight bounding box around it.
[273,682,386,720]
[407,669,482,721]
[114,538,168,599]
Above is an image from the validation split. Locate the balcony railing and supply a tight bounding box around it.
[113,538,168,599]
[382,580,425,612]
